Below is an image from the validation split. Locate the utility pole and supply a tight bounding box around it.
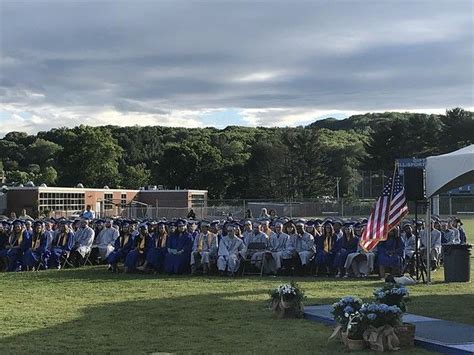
[336,177,341,200]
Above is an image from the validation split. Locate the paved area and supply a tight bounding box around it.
[304,304,474,354]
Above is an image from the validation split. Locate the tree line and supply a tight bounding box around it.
[0,108,472,199]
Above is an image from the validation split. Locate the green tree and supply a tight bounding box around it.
[440,108,474,152]
[35,166,58,186]
[26,138,62,165]
[121,163,151,189]
[57,126,122,187]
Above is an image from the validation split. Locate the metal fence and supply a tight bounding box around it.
[114,195,474,221]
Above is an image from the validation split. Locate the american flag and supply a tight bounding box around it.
[360,168,409,252]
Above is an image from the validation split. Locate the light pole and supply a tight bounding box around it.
[336,177,341,200]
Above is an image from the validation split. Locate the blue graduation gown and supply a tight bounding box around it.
[124,233,153,270]
[49,231,74,268]
[23,232,51,268]
[377,237,405,269]
[333,236,359,268]
[314,234,337,266]
[107,232,135,265]
[145,233,168,271]
[6,230,32,271]
[164,232,193,274]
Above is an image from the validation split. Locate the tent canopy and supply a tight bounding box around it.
[425,145,474,197]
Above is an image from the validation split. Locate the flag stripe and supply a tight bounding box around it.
[360,168,409,252]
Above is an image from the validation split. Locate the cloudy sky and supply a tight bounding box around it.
[1,0,473,136]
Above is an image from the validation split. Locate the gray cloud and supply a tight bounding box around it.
[1,0,473,133]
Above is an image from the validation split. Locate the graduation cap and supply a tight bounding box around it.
[343,222,355,228]
[200,220,210,227]
[12,219,24,226]
[333,219,343,225]
[295,219,306,227]
[306,220,316,227]
[176,218,187,226]
[95,219,105,224]
[33,220,44,227]
[157,220,166,226]
[314,219,323,225]
[210,220,220,226]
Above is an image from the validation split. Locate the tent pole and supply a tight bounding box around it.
[426,197,431,283]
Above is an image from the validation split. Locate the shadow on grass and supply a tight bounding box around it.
[0,288,352,354]
[0,280,466,354]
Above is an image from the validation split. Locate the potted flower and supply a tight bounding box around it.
[359,302,402,351]
[374,284,415,347]
[268,281,305,318]
[329,296,363,343]
[345,312,367,350]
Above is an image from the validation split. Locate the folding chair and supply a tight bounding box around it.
[241,242,266,277]
[60,251,75,269]
[82,250,94,267]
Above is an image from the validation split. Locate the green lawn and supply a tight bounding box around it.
[0,219,472,354]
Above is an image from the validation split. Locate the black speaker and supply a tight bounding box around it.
[404,168,425,201]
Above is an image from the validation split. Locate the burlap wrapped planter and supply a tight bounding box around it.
[271,296,303,318]
[394,323,416,347]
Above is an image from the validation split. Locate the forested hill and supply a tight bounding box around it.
[308,112,444,133]
[1,108,472,199]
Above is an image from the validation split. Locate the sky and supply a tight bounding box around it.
[0,0,473,137]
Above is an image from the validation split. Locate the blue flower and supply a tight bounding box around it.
[379,304,389,312]
[344,306,354,314]
[367,313,377,320]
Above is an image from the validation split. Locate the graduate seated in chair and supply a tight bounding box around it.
[90,218,119,264]
[48,220,74,270]
[190,220,218,275]
[106,220,136,272]
[124,222,153,273]
[3,219,32,272]
[23,220,51,271]
[244,221,268,271]
[343,222,375,278]
[377,227,405,279]
[138,221,169,273]
[0,221,11,271]
[333,223,359,278]
[419,220,442,270]
[263,221,289,275]
[314,221,337,276]
[164,219,193,275]
[280,221,298,274]
[294,220,315,275]
[217,223,245,276]
[70,219,95,266]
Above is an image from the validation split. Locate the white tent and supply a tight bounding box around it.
[424,144,474,282]
[425,144,474,198]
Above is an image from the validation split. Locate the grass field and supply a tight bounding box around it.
[0,220,472,354]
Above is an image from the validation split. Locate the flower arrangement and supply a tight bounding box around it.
[329,285,412,351]
[359,302,403,328]
[373,283,409,312]
[346,312,366,341]
[269,281,305,304]
[331,296,363,328]
[268,281,305,318]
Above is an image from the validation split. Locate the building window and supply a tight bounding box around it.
[191,194,205,207]
[121,193,127,208]
[38,191,85,212]
[104,193,113,210]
